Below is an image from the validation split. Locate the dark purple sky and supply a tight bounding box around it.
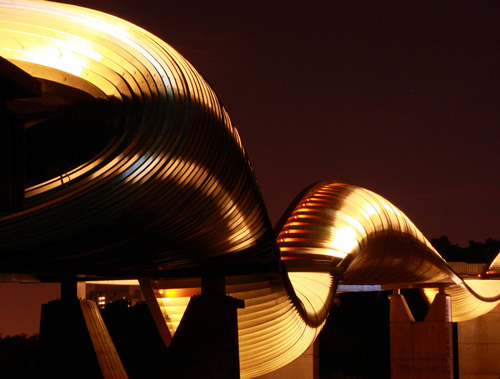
[58,0,498,245]
[1,0,499,336]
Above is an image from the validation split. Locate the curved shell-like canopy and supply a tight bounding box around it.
[0,0,277,278]
[1,2,499,378]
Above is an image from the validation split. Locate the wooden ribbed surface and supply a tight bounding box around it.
[80,300,128,379]
[277,181,500,323]
[0,0,277,278]
[1,2,500,377]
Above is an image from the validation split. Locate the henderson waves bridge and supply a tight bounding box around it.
[1,1,499,378]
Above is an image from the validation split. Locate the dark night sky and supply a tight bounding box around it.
[1,0,499,335]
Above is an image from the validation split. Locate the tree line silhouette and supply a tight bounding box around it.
[0,334,38,379]
[431,236,500,264]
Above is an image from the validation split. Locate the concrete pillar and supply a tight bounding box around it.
[77,281,86,299]
[166,274,245,378]
[457,302,500,377]
[256,340,319,379]
[140,278,173,348]
[389,289,415,376]
[390,288,453,379]
[39,299,128,379]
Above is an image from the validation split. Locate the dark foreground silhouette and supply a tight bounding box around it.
[1,235,495,378]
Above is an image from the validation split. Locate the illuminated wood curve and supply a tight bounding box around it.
[154,180,500,378]
[1,2,499,378]
[0,0,278,278]
[276,181,500,325]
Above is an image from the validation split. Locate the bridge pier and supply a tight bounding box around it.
[389,288,453,379]
[39,278,128,379]
[165,274,245,378]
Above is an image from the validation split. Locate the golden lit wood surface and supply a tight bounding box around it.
[1,2,500,377]
[80,300,129,379]
[154,181,500,377]
[0,0,277,278]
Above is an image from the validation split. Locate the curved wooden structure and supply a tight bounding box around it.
[1,1,499,377]
[0,0,277,279]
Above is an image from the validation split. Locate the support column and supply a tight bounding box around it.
[39,279,128,379]
[166,274,245,378]
[389,288,415,377]
[390,288,453,379]
[140,278,173,348]
[256,339,319,379]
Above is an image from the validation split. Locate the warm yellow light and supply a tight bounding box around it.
[329,225,358,255]
[288,272,332,316]
[488,252,500,272]
[323,249,348,259]
[423,280,500,322]
[86,280,140,285]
